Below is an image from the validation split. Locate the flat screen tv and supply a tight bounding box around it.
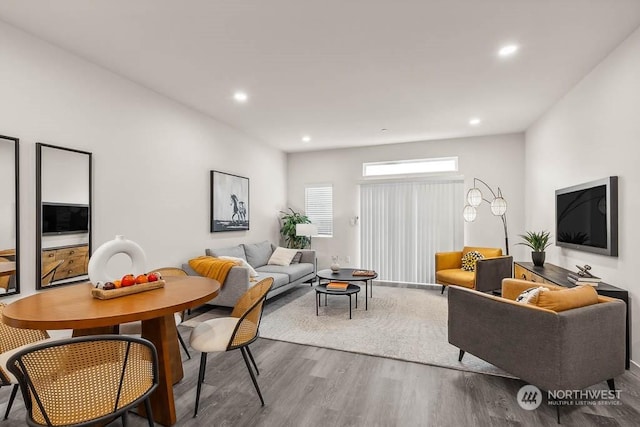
[42,203,89,235]
[555,176,618,256]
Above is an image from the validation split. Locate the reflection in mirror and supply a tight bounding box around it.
[36,144,92,289]
[0,135,19,296]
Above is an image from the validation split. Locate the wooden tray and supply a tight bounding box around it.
[353,270,376,276]
[91,280,165,300]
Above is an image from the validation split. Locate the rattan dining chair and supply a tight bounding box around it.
[190,277,274,417]
[7,335,158,427]
[0,302,52,420]
[119,267,191,359]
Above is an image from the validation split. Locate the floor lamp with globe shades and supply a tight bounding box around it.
[463,178,509,255]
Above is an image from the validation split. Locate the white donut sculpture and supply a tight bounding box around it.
[88,235,147,283]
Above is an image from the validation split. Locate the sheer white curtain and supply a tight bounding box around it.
[360,179,463,284]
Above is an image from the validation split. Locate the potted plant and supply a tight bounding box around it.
[279,208,311,249]
[518,230,552,266]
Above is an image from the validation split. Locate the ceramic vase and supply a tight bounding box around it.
[88,235,147,283]
[531,251,545,267]
[330,256,340,272]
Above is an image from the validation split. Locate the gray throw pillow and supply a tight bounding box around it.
[290,251,303,264]
[242,240,274,268]
[206,245,247,261]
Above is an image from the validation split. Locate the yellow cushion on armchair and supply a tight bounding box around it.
[502,279,600,311]
[534,285,599,312]
[462,246,503,258]
[435,251,463,271]
[435,269,475,288]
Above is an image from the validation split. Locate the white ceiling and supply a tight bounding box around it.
[1,1,640,153]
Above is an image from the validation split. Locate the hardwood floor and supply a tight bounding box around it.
[2,289,639,426]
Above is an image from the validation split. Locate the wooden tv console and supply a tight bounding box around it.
[41,243,89,286]
[514,262,630,369]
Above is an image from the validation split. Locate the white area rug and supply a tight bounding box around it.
[184,286,514,378]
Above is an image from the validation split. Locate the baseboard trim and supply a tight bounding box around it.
[629,359,640,378]
[374,280,441,290]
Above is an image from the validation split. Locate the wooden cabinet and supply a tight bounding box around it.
[514,263,550,284]
[42,244,89,286]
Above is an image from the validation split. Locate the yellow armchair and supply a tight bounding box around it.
[435,246,512,293]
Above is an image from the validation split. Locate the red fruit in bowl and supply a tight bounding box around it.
[121,274,136,287]
[147,272,159,282]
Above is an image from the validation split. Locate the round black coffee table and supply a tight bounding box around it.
[317,268,378,310]
[315,283,361,319]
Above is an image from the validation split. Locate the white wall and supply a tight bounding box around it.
[0,21,287,298]
[288,133,526,272]
[526,27,640,367]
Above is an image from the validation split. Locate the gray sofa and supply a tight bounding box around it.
[448,279,625,400]
[183,240,316,308]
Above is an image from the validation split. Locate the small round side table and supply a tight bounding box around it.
[315,283,361,319]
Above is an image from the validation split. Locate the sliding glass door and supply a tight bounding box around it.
[360,179,463,284]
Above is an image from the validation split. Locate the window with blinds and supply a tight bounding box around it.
[305,185,333,236]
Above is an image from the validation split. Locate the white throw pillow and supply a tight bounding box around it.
[268,247,299,266]
[218,255,258,277]
[515,286,546,304]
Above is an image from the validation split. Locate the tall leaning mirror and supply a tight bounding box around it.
[0,135,20,296]
[36,143,92,289]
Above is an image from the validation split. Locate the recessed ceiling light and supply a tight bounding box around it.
[302,135,311,143]
[233,91,248,103]
[498,44,519,57]
[469,118,481,126]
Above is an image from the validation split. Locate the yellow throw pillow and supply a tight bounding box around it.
[461,251,484,272]
[534,285,599,312]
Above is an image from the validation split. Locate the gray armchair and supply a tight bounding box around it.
[448,279,626,421]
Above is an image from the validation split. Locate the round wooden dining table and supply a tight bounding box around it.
[2,275,220,426]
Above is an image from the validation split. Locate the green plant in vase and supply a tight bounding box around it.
[279,208,311,249]
[517,230,552,267]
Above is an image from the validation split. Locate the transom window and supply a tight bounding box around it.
[363,157,458,177]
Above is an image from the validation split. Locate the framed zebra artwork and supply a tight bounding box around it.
[210,170,249,232]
